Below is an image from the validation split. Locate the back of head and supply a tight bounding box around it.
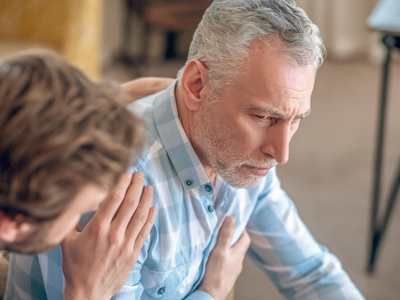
[178,0,325,96]
[0,49,145,220]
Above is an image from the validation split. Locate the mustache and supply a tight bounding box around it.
[243,158,278,169]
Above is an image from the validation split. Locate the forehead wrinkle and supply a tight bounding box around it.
[248,106,311,120]
[275,85,313,100]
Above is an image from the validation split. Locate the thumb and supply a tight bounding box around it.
[215,216,236,250]
[232,229,251,256]
[60,227,80,250]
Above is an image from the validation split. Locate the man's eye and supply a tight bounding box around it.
[255,115,272,121]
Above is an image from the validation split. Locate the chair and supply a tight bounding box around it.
[366,0,400,274]
[119,0,213,74]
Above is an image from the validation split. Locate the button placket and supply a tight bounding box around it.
[200,194,217,230]
[158,286,166,295]
[204,184,212,192]
[201,183,214,195]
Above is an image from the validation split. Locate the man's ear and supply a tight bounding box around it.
[181,60,209,111]
[0,212,33,243]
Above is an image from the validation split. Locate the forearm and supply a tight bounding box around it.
[63,287,102,300]
[247,245,364,299]
[63,283,146,300]
[121,77,175,105]
[247,168,365,299]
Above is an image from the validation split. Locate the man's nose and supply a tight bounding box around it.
[261,123,291,164]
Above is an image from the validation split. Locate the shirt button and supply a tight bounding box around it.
[186,180,192,186]
[158,286,166,295]
[204,185,212,192]
[208,205,215,213]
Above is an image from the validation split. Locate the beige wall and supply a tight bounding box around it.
[296,0,395,63]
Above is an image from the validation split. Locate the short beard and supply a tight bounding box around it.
[214,155,277,189]
[4,221,57,255]
[193,100,277,189]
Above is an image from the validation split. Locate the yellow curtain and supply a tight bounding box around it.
[63,0,102,79]
[0,0,102,79]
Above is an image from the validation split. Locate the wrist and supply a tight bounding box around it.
[198,284,221,300]
[63,286,86,300]
[64,283,109,300]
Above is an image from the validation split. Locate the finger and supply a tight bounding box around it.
[125,185,154,239]
[232,229,251,255]
[132,206,157,255]
[92,170,132,223]
[112,172,145,230]
[215,216,236,250]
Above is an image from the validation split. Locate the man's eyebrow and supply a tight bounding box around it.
[248,107,311,120]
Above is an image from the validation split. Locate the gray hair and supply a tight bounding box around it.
[177,0,326,96]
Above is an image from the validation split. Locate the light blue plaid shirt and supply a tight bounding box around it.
[6,81,364,300]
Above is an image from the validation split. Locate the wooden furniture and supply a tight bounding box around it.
[119,0,212,74]
[143,0,212,30]
[366,0,400,274]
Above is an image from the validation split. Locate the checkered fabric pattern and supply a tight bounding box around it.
[5,81,365,300]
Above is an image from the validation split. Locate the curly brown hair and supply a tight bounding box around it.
[0,49,146,220]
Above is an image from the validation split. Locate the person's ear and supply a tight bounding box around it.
[181,60,209,111]
[0,212,34,243]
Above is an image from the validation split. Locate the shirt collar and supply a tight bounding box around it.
[153,80,214,195]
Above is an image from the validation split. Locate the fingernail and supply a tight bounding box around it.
[136,172,144,180]
[146,185,153,195]
[124,170,132,179]
[152,207,158,217]
[223,216,235,227]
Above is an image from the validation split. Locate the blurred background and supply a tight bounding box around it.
[0,0,399,299]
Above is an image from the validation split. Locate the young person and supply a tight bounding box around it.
[0,49,167,299]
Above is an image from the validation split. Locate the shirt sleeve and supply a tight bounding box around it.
[184,290,214,300]
[5,253,49,300]
[5,237,150,300]
[246,168,365,300]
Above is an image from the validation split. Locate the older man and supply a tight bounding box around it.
[7,1,365,299]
